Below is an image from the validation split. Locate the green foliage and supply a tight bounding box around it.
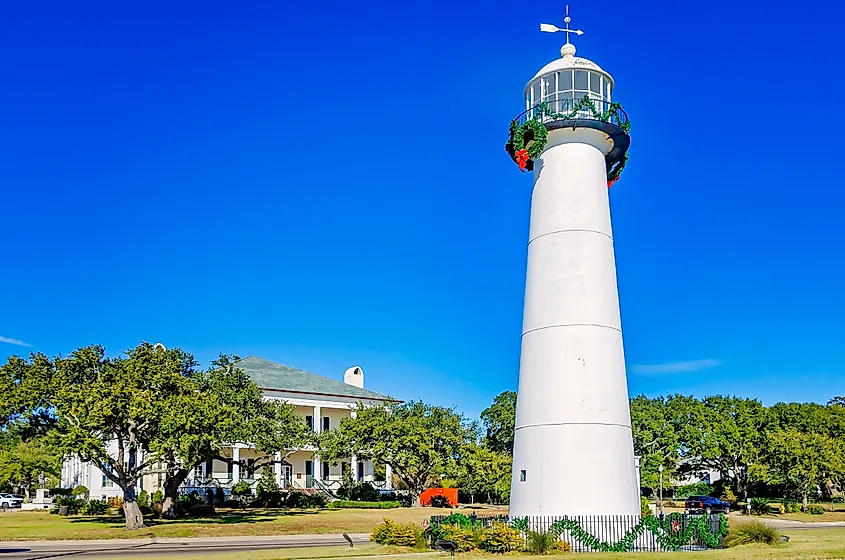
[478,522,524,553]
[440,523,479,552]
[721,488,738,505]
[808,504,825,515]
[51,496,86,515]
[674,482,714,499]
[329,500,401,509]
[318,401,474,505]
[137,489,150,508]
[428,495,450,508]
[370,519,426,548]
[544,513,728,552]
[338,481,380,502]
[231,481,251,496]
[641,496,652,517]
[83,499,110,515]
[50,487,74,497]
[526,530,558,555]
[782,500,801,513]
[187,504,216,517]
[724,521,779,547]
[151,489,164,504]
[749,497,770,516]
[454,443,511,504]
[214,487,225,506]
[256,467,279,495]
[760,429,845,507]
[480,391,516,454]
[0,438,61,497]
[72,485,88,497]
[832,496,844,503]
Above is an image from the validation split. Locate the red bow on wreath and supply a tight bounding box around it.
[671,520,680,533]
[607,177,619,189]
[515,149,530,172]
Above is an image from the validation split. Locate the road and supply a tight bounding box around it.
[0,533,371,559]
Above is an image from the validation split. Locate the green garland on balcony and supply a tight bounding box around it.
[508,513,728,552]
[506,95,631,184]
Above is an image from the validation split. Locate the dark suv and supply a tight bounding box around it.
[684,495,731,514]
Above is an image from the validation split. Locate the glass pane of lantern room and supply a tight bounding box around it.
[590,72,601,94]
[558,70,573,92]
[542,74,556,102]
[574,70,588,91]
[531,80,541,107]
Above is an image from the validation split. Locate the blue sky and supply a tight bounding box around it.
[1,0,842,420]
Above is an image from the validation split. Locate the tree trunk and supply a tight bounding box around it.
[122,488,145,530]
[802,493,809,512]
[411,491,422,507]
[22,484,30,504]
[162,469,188,520]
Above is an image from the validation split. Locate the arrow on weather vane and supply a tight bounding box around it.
[540,5,584,44]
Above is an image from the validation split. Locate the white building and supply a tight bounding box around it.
[61,357,394,498]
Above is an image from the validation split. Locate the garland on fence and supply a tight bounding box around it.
[505,95,631,186]
[507,513,728,552]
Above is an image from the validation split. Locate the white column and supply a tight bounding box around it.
[313,405,322,434]
[351,454,358,482]
[510,127,639,518]
[274,452,283,486]
[232,447,240,483]
[385,463,392,490]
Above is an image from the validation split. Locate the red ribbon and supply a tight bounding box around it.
[515,149,529,172]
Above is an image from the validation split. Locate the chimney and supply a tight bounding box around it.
[344,366,364,389]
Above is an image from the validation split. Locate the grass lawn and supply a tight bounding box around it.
[97,543,428,560]
[0,507,502,541]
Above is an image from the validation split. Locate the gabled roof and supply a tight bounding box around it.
[234,356,392,401]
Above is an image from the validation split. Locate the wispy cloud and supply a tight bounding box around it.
[631,359,722,374]
[0,336,32,347]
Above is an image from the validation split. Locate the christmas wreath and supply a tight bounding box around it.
[506,119,548,172]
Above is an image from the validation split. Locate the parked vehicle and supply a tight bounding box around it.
[0,493,24,511]
[685,495,731,514]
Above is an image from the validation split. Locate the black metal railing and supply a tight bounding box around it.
[429,513,726,553]
[513,96,630,131]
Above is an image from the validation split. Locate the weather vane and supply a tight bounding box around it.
[540,5,584,45]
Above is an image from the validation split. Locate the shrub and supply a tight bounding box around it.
[214,487,226,506]
[137,490,150,508]
[338,482,380,502]
[82,499,110,516]
[51,496,87,515]
[379,491,397,502]
[252,491,285,508]
[72,485,89,498]
[554,541,572,552]
[749,497,770,516]
[204,488,215,505]
[439,524,479,552]
[782,500,801,513]
[832,496,844,504]
[641,496,652,517]
[329,500,401,509]
[305,494,328,508]
[188,504,216,517]
[51,487,74,497]
[107,496,123,508]
[674,482,714,499]
[223,499,240,508]
[151,489,164,505]
[256,467,279,495]
[724,521,780,547]
[370,519,426,548]
[232,481,252,496]
[526,530,558,554]
[429,495,451,508]
[478,522,524,553]
[721,488,738,505]
[808,505,825,515]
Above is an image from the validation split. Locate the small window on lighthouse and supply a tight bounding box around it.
[520,470,527,482]
[574,70,588,91]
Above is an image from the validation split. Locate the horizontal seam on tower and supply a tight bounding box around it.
[522,324,621,337]
[528,229,613,246]
[515,422,632,431]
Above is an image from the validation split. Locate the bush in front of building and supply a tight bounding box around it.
[151,489,164,505]
[214,487,226,506]
[83,499,111,515]
[337,482,380,502]
[72,485,89,498]
[50,496,86,515]
[370,519,427,549]
[50,487,74,497]
[808,504,825,515]
[477,522,524,553]
[329,500,401,509]
[439,523,480,551]
[137,490,150,508]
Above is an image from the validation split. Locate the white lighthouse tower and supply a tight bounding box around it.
[507,10,639,518]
